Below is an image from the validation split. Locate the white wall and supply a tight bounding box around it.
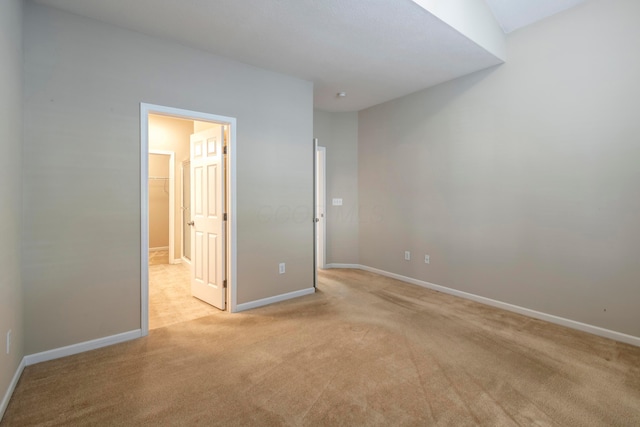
[313,110,359,265]
[0,0,24,417]
[22,2,313,354]
[358,0,640,338]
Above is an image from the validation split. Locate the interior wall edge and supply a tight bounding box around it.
[0,357,25,422]
[0,0,24,417]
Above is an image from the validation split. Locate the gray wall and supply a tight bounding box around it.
[358,0,640,338]
[0,0,24,410]
[314,110,359,265]
[22,2,313,354]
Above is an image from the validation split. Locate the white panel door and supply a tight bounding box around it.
[316,147,326,269]
[190,126,225,310]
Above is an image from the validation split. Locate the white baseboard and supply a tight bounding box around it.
[149,246,169,252]
[235,287,316,312]
[170,258,182,265]
[332,264,640,348]
[324,263,360,269]
[1,357,25,422]
[24,330,142,366]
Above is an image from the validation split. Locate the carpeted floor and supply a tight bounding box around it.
[2,269,639,426]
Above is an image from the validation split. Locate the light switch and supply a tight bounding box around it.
[332,198,343,206]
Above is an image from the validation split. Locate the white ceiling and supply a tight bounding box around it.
[35,0,584,112]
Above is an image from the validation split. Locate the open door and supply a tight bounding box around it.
[315,145,326,270]
[190,126,226,310]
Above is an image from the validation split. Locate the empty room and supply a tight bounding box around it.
[1,0,639,425]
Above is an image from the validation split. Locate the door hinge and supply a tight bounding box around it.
[223,146,227,155]
[223,279,227,288]
[223,213,227,221]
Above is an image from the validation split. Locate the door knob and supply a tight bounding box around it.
[187,221,195,226]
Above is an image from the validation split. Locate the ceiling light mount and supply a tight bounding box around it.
[337,92,347,98]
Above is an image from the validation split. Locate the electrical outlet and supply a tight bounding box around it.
[424,255,430,264]
[6,330,11,355]
[404,251,411,261]
[279,263,286,274]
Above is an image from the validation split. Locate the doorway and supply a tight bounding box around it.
[140,103,237,335]
[181,160,191,263]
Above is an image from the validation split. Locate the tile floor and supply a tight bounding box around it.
[148,250,219,330]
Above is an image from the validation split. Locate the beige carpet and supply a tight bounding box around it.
[2,269,639,426]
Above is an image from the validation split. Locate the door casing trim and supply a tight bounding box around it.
[140,103,237,335]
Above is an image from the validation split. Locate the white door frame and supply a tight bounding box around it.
[316,146,326,270]
[180,159,191,265]
[140,103,238,335]
[148,150,175,260]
